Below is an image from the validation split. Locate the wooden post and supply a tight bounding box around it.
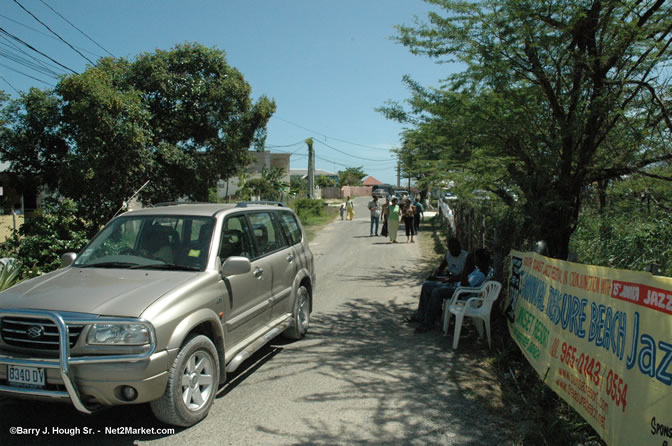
[306,138,314,199]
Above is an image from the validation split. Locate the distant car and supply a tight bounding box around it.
[394,190,409,200]
[0,202,315,427]
[372,188,388,198]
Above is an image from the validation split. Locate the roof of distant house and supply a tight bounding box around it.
[362,176,383,186]
[289,169,338,177]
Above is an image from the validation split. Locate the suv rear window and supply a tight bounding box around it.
[247,212,289,257]
[276,211,302,246]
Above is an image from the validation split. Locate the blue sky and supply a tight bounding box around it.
[1,0,457,185]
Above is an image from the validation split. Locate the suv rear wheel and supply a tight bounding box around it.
[150,334,220,427]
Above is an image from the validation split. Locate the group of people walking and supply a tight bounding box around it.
[340,195,493,336]
[366,194,424,243]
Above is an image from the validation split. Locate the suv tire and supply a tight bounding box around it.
[150,334,220,427]
[283,285,310,340]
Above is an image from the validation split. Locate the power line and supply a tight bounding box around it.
[13,0,96,65]
[39,0,115,58]
[0,61,55,86]
[0,73,20,94]
[0,26,78,74]
[291,152,350,169]
[264,140,305,148]
[0,33,64,76]
[0,48,59,78]
[316,155,348,168]
[274,115,395,152]
[0,13,103,58]
[0,38,63,78]
[314,139,394,162]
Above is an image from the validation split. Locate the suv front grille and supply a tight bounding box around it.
[1,317,84,350]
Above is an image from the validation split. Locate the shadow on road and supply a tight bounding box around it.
[249,296,513,445]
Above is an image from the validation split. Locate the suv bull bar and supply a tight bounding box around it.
[0,309,156,414]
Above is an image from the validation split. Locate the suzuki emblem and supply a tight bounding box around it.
[27,325,44,338]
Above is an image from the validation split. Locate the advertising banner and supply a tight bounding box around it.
[507,251,672,446]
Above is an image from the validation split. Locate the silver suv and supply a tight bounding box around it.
[0,202,314,426]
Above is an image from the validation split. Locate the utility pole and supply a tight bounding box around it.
[306,138,315,199]
[396,161,401,188]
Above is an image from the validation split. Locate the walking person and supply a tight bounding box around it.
[380,196,389,237]
[402,198,417,243]
[368,195,382,236]
[339,204,346,220]
[385,196,401,243]
[346,196,355,221]
[412,196,424,232]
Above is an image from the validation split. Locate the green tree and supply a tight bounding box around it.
[0,43,276,230]
[383,0,672,258]
[316,175,336,188]
[239,167,288,201]
[290,175,307,197]
[0,198,89,278]
[337,166,366,187]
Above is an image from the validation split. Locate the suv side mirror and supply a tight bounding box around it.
[220,256,251,278]
[61,252,77,268]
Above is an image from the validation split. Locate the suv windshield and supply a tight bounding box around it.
[74,215,215,271]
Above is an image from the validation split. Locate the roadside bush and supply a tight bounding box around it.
[570,210,672,276]
[0,198,89,279]
[0,259,22,291]
[292,198,325,219]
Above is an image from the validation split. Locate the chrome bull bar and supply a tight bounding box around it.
[0,309,156,414]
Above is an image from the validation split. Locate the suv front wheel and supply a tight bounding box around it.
[151,334,220,427]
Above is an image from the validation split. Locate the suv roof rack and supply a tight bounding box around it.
[151,201,212,207]
[236,201,287,208]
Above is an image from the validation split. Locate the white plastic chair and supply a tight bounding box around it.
[442,280,502,350]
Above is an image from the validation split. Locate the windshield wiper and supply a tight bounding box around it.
[77,262,138,269]
[130,263,200,271]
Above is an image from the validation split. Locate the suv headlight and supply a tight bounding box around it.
[87,324,150,345]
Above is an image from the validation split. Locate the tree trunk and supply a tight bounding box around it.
[525,186,580,260]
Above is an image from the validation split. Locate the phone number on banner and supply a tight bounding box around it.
[550,337,628,412]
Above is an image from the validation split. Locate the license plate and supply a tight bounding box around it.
[7,365,45,388]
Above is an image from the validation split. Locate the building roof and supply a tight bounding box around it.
[289,169,338,177]
[362,176,383,186]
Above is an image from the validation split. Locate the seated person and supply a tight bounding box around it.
[414,248,491,333]
[406,237,468,323]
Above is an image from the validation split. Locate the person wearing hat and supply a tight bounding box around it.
[385,196,401,243]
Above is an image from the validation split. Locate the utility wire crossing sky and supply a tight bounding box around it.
[0,0,457,185]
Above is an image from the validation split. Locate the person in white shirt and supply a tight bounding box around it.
[406,237,468,323]
[414,248,491,333]
[367,196,382,236]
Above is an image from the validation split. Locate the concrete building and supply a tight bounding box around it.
[217,151,291,199]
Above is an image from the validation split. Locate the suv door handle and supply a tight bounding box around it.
[286,253,295,262]
[254,267,264,278]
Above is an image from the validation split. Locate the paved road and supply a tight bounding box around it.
[1,196,511,445]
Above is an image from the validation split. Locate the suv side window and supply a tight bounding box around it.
[219,215,253,259]
[276,211,302,246]
[247,212,288,257]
